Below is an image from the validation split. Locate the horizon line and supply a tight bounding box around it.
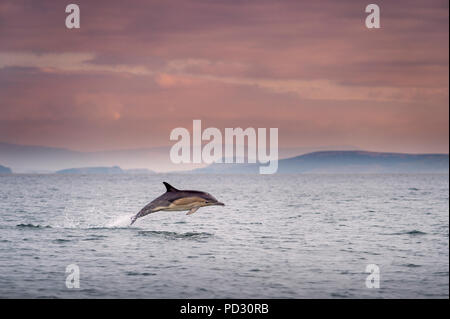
[0,141,448,156]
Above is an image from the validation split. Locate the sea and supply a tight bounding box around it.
[0,173,448,298]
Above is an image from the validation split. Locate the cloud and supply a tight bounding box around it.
[164,71,447,102]
[0,52,151,75]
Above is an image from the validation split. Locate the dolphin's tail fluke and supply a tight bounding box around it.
[130,214,139,225]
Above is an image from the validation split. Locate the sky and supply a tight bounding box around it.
[0,0,448,153]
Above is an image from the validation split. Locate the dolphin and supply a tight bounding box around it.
[130,182,225,225]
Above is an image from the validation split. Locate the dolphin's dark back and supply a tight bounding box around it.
[163,182,212,201]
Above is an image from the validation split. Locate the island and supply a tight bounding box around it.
[0,164,12,174]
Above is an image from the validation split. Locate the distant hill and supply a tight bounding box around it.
[0,142,359,173]
[1,142,448,174]
[56,166,124,174]
[192,151,449,174]
[124,168,155,175]
[0,164,12,174]
[0,142,174,173]
[55,166,154,174]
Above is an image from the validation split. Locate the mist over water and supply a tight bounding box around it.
[0,174,448,298]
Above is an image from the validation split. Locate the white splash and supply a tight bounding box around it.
[106,214,135,228]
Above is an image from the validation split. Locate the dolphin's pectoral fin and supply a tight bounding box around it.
[186,207,199,215]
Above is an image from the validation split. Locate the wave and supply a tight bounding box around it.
[52,238,72,243]
[14,213,136,230]
[15,223,132,231]
[404,230,427,235]
[16,223,52,229]
[402,263,422,268]
[382,230,428,236]
[126,271,157,276]
[137,230,214,240]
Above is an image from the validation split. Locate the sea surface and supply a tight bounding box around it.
[0,174,448,298]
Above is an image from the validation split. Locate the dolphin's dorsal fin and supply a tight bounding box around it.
[163,182,179,192]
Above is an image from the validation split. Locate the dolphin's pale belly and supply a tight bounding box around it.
[165,200,203,211]
[163,206,192,211]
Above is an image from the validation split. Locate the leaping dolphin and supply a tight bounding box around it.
[130,182,225,225]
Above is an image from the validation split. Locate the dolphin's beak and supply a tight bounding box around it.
[215,201,225,206]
